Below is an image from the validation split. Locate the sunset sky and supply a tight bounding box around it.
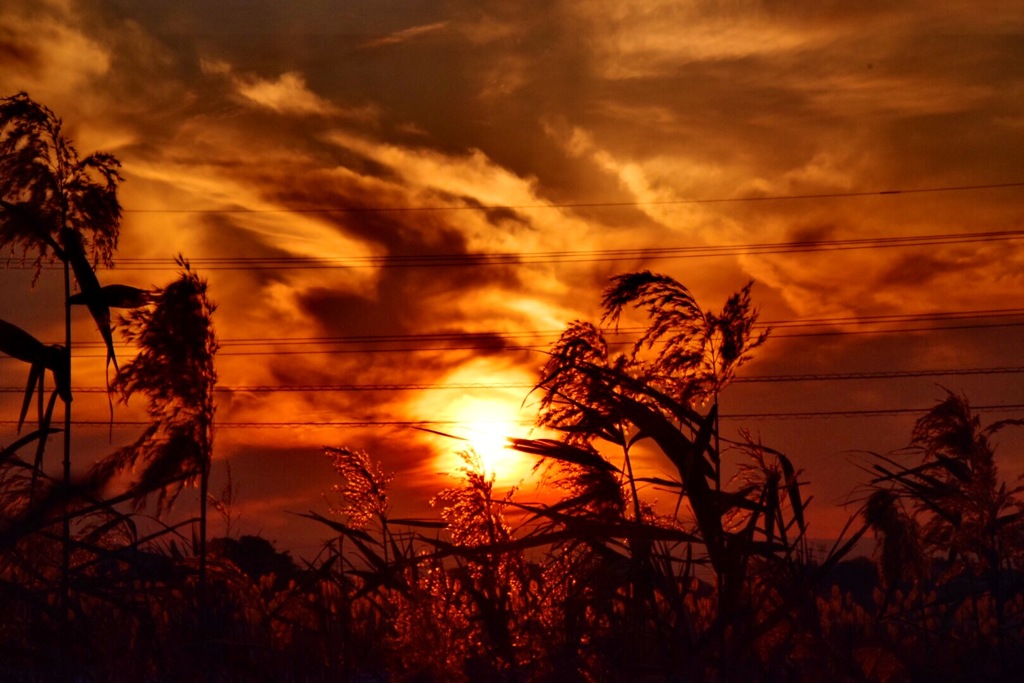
[2,0,1023,557]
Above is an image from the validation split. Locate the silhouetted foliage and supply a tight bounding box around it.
[867,391,1024,582]
[325,445,392,530]
[92,257,218,511]
[0,92,120,271]
[209,534,299,589]
[294,272,873,681]
[602,270,769,398]
[1,95,1022,682]
[0,92,122,371]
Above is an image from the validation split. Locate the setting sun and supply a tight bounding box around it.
[407,359,541,486]
[440,395,535,486]
[454,397,532,483]
[3,2,1024,679]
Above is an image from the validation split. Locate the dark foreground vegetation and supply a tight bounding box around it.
[2,94,1023,682]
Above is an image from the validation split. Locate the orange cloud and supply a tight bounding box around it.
[359,21,449,50]
[3,0,1024,553]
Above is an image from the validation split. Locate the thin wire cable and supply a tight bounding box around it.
[120,181,1024,214]
[0,419,531,429]
[733,366,1024,384]
[106,229,1024,270]
[44,319,1024,358]
[0,382,533,394]
[39,307,1024,354]
[10,319,1021,361]
[721,404,1024,421]
[5,402,1023,429]
[3,363,1019,398]
[8,228,1024,271]
[3,364,1022,395]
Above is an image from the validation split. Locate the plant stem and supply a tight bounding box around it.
[198,424,210,679]
[61,254,72,681]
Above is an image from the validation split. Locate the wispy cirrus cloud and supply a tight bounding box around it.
[0,0,111,91]
[235,71,337,116]
[3,0,1024,551]
[359,21,449,50]
[200,59,377,120]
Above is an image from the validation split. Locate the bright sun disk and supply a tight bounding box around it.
[445,397,532,485]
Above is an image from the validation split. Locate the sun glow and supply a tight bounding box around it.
[453,399,528,483]
[427,400,535,486]
[412,360,541,486]
[441,395,537,486]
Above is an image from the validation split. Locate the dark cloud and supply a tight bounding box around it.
[0,27,39,70]
[3,0,1024,556]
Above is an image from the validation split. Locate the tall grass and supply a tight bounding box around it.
[1,95,1022,681]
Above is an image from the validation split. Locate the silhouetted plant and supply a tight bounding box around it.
[0,91,122,381]
[324,445,393,532]
[602,271,768,400]
[429,451,528,676]
[0,91,124,484]
[5,93,1023,682]
[0,93,120,269]
[862,391,1024,679]
[507,271,861,679]
[86,255,218,672]
[92,257,218,513]
[0,92,128,657]
[863,488,925,590]
[867,391,1024,580]
[296,271,847,680]
[305,445,405,679]
[0,94,366,682]
[209,459,241,538]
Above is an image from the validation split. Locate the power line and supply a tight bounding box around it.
[770,320,1024,339]
[8,318,1021,361]
[0,382,532,394]
[120,181,1024,214]
[764,308,1024,328]
[36,308,1024,357]
[733,366,1024,384]
[101,229,1024,270]
[721,404,1024,421]
[53,307,1024,347]
[4,402,1024,429]
[0,419,526,429]
[45,319,1024,358]
[2,364,1020,395]
[7,228,1023,272]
